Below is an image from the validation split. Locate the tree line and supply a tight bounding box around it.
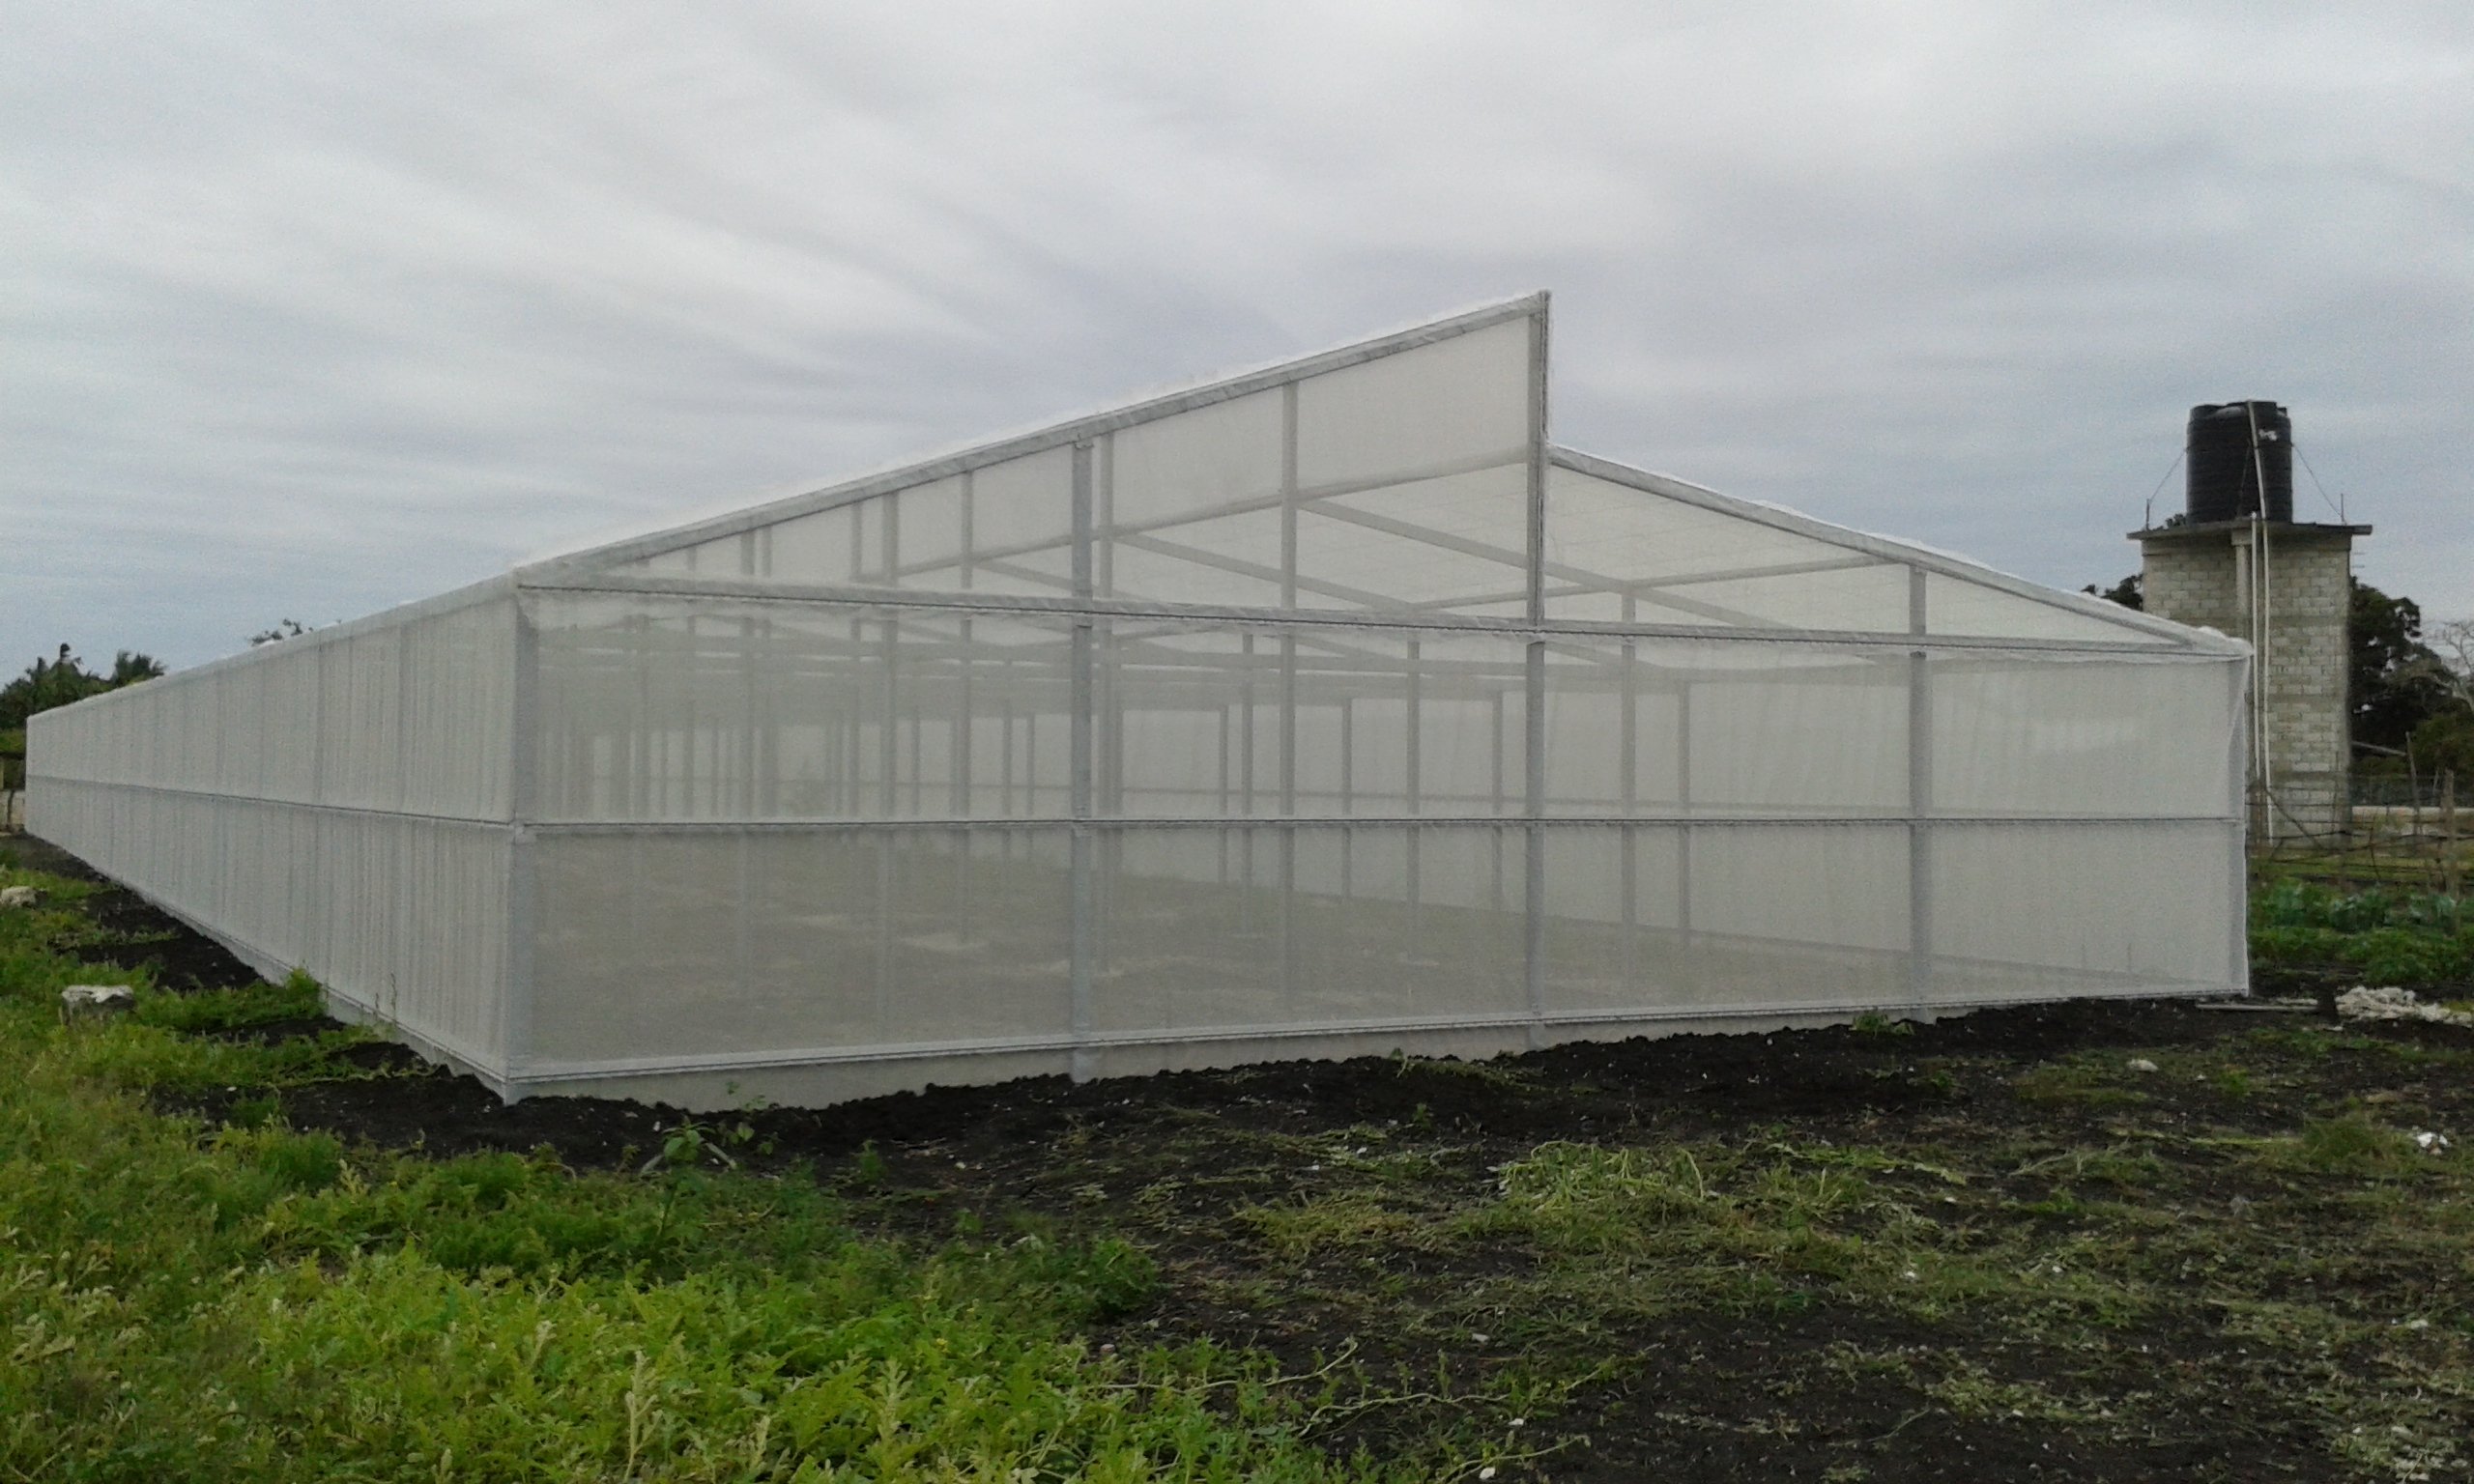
[0,645,168,790]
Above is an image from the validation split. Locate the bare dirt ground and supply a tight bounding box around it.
[20,834,2474,1482]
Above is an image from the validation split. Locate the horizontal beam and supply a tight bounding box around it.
[520,574,2229,657]
[516,812,2243,834]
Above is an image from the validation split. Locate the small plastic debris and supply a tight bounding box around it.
[2412,1130,2451,1155]
[0,885,40,909]
[59,985,135,1020]
[1470,1332,1489,1344]
[2127,1058,2160,1073]
[1479,1470,1497,1482]
[2337,986,2474,1029]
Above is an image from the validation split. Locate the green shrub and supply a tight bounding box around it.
[2351,928,2474,986]
[138,969,327,1034]
[1011,1235,1162,1321]
[2252,1114,2443,1182]
[2251,882,2474,985]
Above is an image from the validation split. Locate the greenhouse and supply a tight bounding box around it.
[28,295,2251,1108]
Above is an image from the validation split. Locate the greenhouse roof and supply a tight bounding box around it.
[514,294,2228,655]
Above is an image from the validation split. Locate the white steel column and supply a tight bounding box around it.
[1522,300,1550,1041]
[1280,385,1301,1014]
[504,600,540,1083]
[1908,567,1932,999]
[1069,441,1098,1080]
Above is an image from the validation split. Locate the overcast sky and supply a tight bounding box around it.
[6,2,2468,671]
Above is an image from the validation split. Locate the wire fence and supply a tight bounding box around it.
[2257,771,2465,896]
[2353,774,2462,810]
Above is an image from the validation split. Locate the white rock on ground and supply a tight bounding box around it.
[2335,986,2474,1029]
[59,985,135,1019]
[0,885,40,908]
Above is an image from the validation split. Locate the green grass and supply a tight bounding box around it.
[0,863,1406,1483]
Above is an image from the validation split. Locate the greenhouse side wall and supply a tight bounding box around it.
[26,585,520,1082]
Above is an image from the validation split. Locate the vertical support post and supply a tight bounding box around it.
[882,488,901,587]
[954,611,974,937]
[875,613,898,1038]
[838,620,860,814]
[2257,515,2277,842]
[1524,641,1548,1042]
[1094,442,1119,960]
[1277,385,1300,994]
[1525,299,1550,629]
[959,469,975,594]
[951,611,974,809]
[628,613,651,819]
[1406,638,1424,962]
[752,615,776,817]
[1280,382,1300,610]
[311,640,332,812]
[1676,679,1692,938]
[2227,650,2252,990]
[1096,435,1115,601]
[1491,688,1507,912]
[959,465,979,913]
[2445,771,2460,899]
[734,613,757,1011]
[1339,696,1355,898]
[1280,631,1299,1014]
[1523,299,1551,1040]
[875,622,899,812]
[735,616,755,816]
[907,684,924,814]
[504,594,540,1085]
[1069,441,1097,1081]
[1619,609,1638,986]
[999,676,1015,818]
[1907,567,1932,1001]
[1240,633,1257,934]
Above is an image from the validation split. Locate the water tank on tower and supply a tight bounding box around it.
[2186,401,2294,523]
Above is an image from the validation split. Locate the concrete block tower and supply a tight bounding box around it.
[2135,401,2367,842]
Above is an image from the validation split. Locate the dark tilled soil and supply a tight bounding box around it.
[14,832,2472,1483]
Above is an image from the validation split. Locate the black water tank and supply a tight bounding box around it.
[2186,401,2293,523]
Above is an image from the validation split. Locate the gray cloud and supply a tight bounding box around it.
[5,1,2468,671]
